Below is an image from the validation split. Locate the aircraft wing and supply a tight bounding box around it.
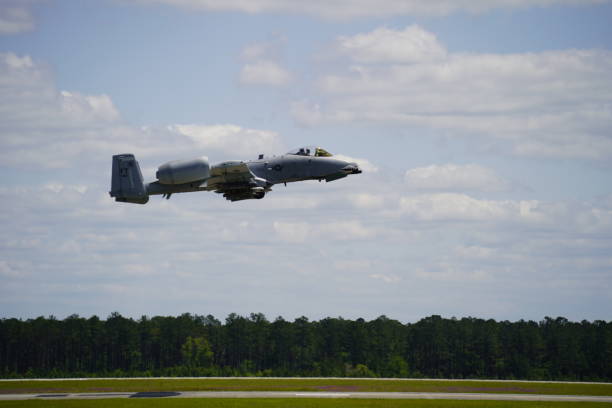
[207,161,270,201]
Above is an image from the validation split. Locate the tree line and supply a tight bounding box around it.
[0,313,610,381]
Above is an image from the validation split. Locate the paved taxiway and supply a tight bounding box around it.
[1,391,612,402]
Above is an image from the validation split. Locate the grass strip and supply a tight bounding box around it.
[2,379,611,396]
[1,399,612,408]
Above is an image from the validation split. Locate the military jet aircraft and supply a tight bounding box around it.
[110,146,362,204]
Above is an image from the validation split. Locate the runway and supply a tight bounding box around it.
[1,391,612,402]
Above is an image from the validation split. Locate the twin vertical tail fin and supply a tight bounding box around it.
[109,154,149,204]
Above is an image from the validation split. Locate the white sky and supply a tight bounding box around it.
[0,0,611,322]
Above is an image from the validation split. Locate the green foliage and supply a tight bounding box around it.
[385,355,409,378]
[181,337,213,368]
[0,313,610,381]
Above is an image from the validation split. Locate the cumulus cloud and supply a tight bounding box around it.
[125,0,610,19]
[60,91,120,123]
[415,263,489,282]
[2,52,33,69]
[42,183,88,195]
[0,1,39,35]
[0,261,22,278]
[291,100,324,127]
[405,164,509,192]
[294,26,612,160]
[321,220,373,239]
[272,221,312,243]
[273,219,374,243]
[369,273,401,283]
[2,173,611,320]
[454,245,497,260]
[0,53,284,168]
[239,60,291,86]
[239,38,292,86]
[334,25,446,63]
[398,193,546,222]
[0,52,131,168]
[170,124,284,157]
[349,193,386,210]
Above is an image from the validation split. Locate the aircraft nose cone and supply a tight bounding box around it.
[342,163,362,174]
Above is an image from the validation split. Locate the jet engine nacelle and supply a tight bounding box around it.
[252,187,265,199]
[156,156,210,185]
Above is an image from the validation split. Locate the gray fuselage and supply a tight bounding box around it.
[247,154,360,184]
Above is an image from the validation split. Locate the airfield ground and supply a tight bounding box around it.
[1,378,611,407]
[2,378,611,396]
[1,400,612,408]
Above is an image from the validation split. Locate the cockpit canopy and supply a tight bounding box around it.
[286,146,333,157]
